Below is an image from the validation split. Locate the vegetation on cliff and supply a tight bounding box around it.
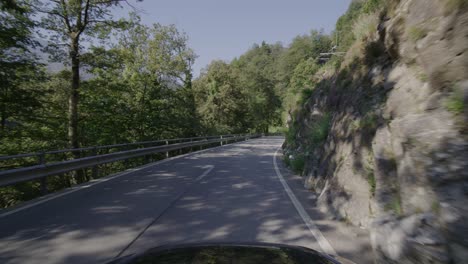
[283,0,467,263]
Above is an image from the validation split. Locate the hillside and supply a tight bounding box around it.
[283,0,467,263]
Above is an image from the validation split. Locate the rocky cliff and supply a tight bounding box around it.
[284,0,468,263]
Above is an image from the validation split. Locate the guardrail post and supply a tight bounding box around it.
[165,140,169,158]
[220,135,223,146]
[91,147,98,179]
[38,153,47,195]
[178,140,183,155]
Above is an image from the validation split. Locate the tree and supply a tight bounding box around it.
[233,42,283,133]
[31,0,141,150]
[277,30,332,92]
[0,0,46,146]
[194,61,249,134]
[80,16,198,144]
[290,58,320,94]
[115,17,197,139]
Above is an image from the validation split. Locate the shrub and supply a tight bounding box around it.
[283,154,291,167]
[446,86,464,114]
[385,195,403,216]
[362,0,385,14]
[353,13,379,41]
[300,88,314,103]
[418,72,428,82]
[361,112,378,131]
[367,170,376,197]
[290,154,305,175]
[310,113,332,146]
[285,123,298,146]
[353,112,379,132]
[432,201,441,215]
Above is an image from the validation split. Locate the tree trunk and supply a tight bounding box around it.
[69,37,80,150]
[183,70,198,136]
[0,86,7,131]
[69,36,85,183]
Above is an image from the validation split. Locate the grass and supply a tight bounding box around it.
[367,170,376,197]
[353,13,379,41]
[285,123,298,147]
[444,0,468,15]
[290,154,305,175]
[352,112,379,132]
[362,0,385,14]
[309,113,332,146]
[299,88,314,104]
[283,155,291,167]
[432,201,441,215]
[361,112,378,131]
[417,72,428,82]
[446,86,464,114]
[408,26,427,42]
[385,195,403,216]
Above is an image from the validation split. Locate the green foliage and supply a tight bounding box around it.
[432,201,441,215]
[300,88,314,104]
[290,58,320,93]
[385,195,403,216]
[285,123,298,147]
[309,113,332,146]
[194,61,251,134]
[290,154,305,175]
[445,0,468,14]
[278,31,332,92]
[1,11,201,207]
[418,72,429,82]
[283,154,291,167]
[194,41,285,134]
[446,86,464,114]
[0,0,50,155]
[361,113,379,130]
[335,0,389,52]
[408,26,427,42]
[367,170,376,197]
[335,1,365,51]
[353,112,379,133]
[353,13,379,41]
[362,0,385,14]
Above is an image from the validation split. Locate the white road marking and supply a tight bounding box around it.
[114,164,216,259]
[0,141,242,218]
[196,165,215,181]
[273,147,338,256]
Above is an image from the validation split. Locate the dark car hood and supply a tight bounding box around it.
[107,242,355,264]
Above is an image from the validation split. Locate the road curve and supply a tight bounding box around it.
[0,137,344,264]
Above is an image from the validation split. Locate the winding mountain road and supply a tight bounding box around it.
[0,137,372,264]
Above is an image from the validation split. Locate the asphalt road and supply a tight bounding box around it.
[0,137,373,264]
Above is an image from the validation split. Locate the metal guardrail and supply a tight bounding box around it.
[0,136,225,162]
[0,134,260,189]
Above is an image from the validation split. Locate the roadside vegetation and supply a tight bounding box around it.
[0,0,337,206]
[0,0,409,206]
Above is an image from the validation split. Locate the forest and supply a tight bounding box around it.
[0,0,378,206]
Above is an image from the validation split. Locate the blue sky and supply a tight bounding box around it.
[119,0,351,76]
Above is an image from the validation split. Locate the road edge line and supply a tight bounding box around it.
[273,147,338,256]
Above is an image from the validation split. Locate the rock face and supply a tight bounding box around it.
[284,0,468,263]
